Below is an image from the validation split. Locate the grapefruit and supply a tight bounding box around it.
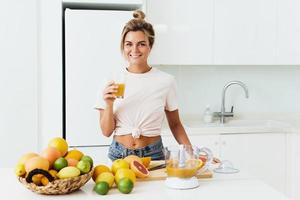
[25,156,49,173]
[41,147,61,167]
[124,155,142,165]
[18,152,39,165]
[130,160,149,178]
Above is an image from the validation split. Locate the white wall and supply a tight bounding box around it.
[0,0,39,167]
[158,66,300,116]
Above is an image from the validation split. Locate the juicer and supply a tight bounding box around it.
[164,145,213,189]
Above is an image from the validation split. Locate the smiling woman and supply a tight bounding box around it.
[94,10,191,161]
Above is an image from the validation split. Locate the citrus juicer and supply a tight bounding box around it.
[164,145,213,190]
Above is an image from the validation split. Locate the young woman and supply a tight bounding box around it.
[95,10,191,161]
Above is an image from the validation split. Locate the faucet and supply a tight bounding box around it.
[214,81,249,124]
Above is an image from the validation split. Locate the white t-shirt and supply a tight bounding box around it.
[95,67,178,138]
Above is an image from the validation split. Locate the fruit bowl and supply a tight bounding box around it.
[18,169,93,195]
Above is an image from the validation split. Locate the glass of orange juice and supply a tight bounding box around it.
[113,74,126,98]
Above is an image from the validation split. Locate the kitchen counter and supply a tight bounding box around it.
[161,112,300,136]
[4,168,290,200]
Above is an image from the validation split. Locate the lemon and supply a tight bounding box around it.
[93,164,110,181]
[117,178,134,194]
[48,137,68,156]
[65,149,84,161]
[94,181,109,195]
[57,166,80,179]
[14,163,26,177]
[115,168,136,184]
[111,159,129,174]
[95,172,114,188]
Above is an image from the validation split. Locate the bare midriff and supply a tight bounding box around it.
[114,134,161,149]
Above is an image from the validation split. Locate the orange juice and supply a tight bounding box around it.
[166,165,198,178]
[114,83,125,98]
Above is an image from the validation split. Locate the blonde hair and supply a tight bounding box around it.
[120,10,155,51]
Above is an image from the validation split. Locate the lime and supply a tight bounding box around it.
[76,160,91,174]
[117,177,134,194]
[94,181,109,195]
[80,155,93,167]
[53,157,68,171]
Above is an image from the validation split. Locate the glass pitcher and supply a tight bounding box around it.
[164,145,213,178]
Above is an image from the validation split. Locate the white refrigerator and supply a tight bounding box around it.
[65,9,133,163]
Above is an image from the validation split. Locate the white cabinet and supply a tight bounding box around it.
[147,0,300,65]
[277,0,300,64]
[287,133,300,200]
[146,0,213,65]
[220,133,286,194]
[213,0,277,65]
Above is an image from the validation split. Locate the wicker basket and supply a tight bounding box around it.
[18,169,93,195]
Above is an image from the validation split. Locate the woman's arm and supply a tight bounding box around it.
[99,107,115,137]
[98,81,118,137]
[165,110,191,145]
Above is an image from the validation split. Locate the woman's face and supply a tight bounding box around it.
[123,31,151,66]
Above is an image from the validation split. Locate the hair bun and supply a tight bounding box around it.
[133,10,145,20]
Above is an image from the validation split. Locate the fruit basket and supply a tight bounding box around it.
[18,169,93,195]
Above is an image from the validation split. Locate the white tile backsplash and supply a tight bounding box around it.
[157,65,300,115]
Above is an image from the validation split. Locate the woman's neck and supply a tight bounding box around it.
[127,64,152,74]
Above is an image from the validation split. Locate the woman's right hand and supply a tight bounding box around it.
[102,80,118,106]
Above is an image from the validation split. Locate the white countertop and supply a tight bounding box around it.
[4,168,290,200]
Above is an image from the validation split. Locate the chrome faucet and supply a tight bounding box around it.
[214,81,249,123]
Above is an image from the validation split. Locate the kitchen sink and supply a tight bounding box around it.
[183,119,291,134]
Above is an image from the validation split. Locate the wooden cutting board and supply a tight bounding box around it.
[137,161,213,181]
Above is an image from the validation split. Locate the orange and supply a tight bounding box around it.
[186,159,204,170]
[115,168,136,184]
[141,157,151,168]
[48,137,68,156]
[93,164,110,181]
[64,149,83,161]
[111,159,129,174]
